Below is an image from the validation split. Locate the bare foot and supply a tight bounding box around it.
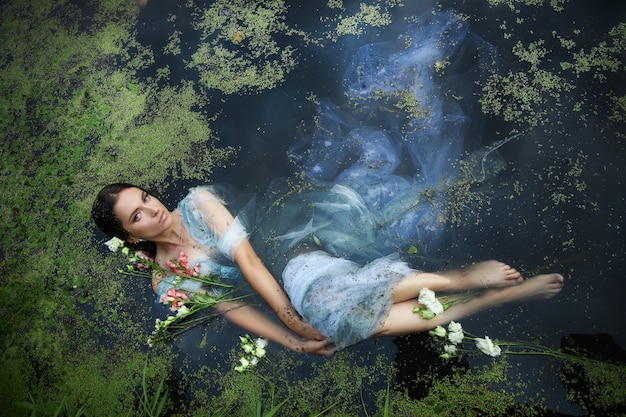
[491,273,564,304]
[449,260,523,290]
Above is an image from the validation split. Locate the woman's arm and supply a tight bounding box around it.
[193,189,326,341]
[233,241,326,340]
[215,301,336,355]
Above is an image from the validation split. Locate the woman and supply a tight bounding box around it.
[93,11,565,353]
[92,182,564,353]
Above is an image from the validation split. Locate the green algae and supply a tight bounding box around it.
[334,3,392,37]
[321,0,402,41]
[387,361,534,416]
[480,13,624,130]
[561,359,626,413]
[0,0,230,415]
[486,0,569,13]
[186,0,303,95]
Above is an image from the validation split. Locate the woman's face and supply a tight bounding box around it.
[113,187,172,242]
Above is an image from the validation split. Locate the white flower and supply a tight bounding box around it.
[176,305,190,317]
[105,237,125,252]
[250,357,259,366]
[239,357,250,368]
[255,338,268,349]
[418,288,444,315]
[448,330,464,345]
[447,321,463,334]
[243,343,254,354]
[447,322,464,345]
[429,326,447,338]
[475,336,502,357]
[443,344,457,354]
[255,347,266,358]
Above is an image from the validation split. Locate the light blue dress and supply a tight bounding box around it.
[156,185,250,300]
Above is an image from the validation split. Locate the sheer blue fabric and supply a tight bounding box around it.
[283,251,412,349]
[283,12,501,260]
[254,11,506,348]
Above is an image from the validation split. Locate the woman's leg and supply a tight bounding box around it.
[376,273,564,337]
[392,260,523,303]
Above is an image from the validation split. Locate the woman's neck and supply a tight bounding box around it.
[155,209,186,255]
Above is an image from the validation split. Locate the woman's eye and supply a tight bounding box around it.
[133,212,142,222]
[144,195,150,202]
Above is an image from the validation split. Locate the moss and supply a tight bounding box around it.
[321,0,401,41]
[480,69,574,127]
[335,3,392,37]
[185,0,303,95]
[487,0,569,12]
[561,359,626,414]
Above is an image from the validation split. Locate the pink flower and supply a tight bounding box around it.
[160,287,189,311]
[136,251,152,261]
[160,294,174,304]
[173,290,188,300]
[185,264,200,277]
[171,300,185,311]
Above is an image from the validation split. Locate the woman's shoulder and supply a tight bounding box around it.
[179,185,226,208]
[184,185,217,200]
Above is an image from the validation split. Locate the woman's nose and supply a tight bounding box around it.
[146,204,158,216]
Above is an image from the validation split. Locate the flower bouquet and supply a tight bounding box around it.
[413,287,474,319]
[105,237,244,347]
[415,287,591,362]
[234,334,269,372]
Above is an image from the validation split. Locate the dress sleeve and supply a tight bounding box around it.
[183,187,249,260]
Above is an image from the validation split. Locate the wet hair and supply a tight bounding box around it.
[91,183,156,255]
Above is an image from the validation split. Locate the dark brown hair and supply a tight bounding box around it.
[91,183,156,255]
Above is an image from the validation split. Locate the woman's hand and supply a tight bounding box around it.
[234,241,327,340]
[280,309,327,341]
[218,302,336,356]
[293,338,338,356]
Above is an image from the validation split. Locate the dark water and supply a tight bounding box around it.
[131,0,625,414]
